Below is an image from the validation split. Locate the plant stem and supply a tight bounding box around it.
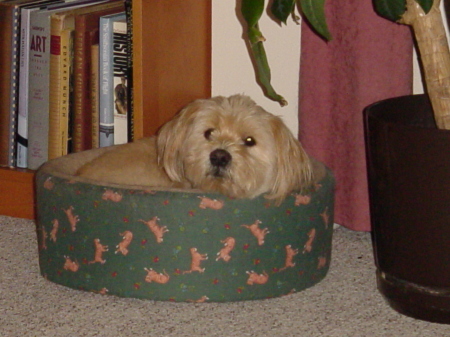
[401,0,450,129]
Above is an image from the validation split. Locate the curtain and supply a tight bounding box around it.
[298,0,413,231]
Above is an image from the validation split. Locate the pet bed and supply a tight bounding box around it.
[35,146,335,302]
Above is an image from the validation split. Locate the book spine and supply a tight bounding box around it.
[17,8,34,168]
[48,18,63,159]
[0,5,14,166]
[125,0,133,142]
[27,12,52,170]
[99,16,114,147]
[91,43,100,148]
[6,7,21,167]
[72,18,86,153]
[60,29,71,155]
[112,19,128,145]
[48,25,71,160]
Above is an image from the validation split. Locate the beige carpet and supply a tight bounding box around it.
[1,215,449,336]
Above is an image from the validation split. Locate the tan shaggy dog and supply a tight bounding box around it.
[76,95,320,204]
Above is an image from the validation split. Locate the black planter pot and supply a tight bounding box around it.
[364,94,450,324]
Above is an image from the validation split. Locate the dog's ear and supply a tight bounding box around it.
[266,115,313,204]
[156,100,204,182]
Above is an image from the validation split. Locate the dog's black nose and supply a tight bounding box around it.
[210,149,232,168]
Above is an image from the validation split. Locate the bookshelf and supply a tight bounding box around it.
[0,0,211,219]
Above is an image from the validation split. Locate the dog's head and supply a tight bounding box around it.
[157,94,313,203]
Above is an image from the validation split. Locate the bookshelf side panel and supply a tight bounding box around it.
[132,0,211,138]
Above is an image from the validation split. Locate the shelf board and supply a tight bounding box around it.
[0,167,35,219]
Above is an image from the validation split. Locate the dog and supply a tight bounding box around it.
[76,94,316,204]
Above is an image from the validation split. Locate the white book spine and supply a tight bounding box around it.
[16,8,35,168]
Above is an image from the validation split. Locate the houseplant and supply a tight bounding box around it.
[241,0,450,323]
[241,0,450,129]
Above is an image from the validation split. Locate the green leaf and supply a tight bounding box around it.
[241,0,265,28]
[374,0,406,21]
[271,0,296,24]
[249,36,287,106]
[299,0,331,40]
[374,0,433,22]
[417,0,434,14]
[241,0,287,105]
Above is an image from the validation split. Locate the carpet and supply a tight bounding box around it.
[1,215,448,336]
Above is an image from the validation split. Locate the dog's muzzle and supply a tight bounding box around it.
[210,149,232,176]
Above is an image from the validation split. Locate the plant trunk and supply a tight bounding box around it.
[401,0,450,129]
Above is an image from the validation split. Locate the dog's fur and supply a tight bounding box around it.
[76,95,314,204]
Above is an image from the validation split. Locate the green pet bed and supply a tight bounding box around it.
[35,147,335,302]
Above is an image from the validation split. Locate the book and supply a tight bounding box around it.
[124,0,133,142]
[71,1,123,152]
[91,43,99,148]
[17,4,36,168]
[112,15,127,145]
[0,0,42,167]
[48,8,73,160]
[98,12,124,147]
[27,4,67,169]
[17,0,62,168]
[48,26,71,159]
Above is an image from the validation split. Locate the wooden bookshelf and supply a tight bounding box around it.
[0,168,35,219]
[133,0,211,138]
[0,0,211,219]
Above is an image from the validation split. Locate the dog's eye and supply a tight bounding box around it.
[204,128,215,140]
[244,136,256,147]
